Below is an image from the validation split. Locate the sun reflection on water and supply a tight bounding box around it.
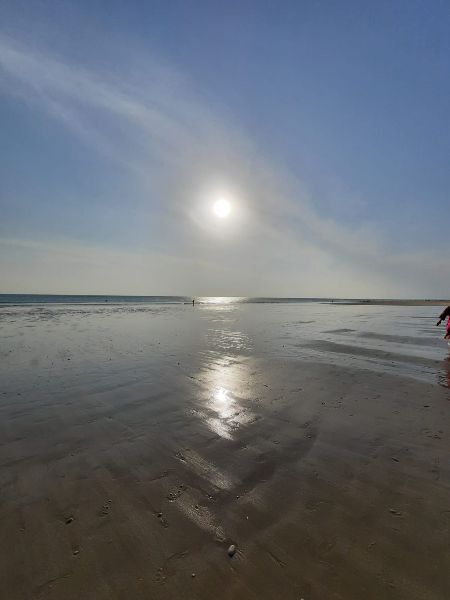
[196,356,256,440]
[197,297,244,305]
[211,385,235,419]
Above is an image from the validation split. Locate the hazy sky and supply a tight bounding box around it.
[1,0,450,297]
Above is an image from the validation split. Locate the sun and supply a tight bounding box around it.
[212,197,231,219]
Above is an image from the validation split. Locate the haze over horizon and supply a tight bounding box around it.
[1,1,450,298]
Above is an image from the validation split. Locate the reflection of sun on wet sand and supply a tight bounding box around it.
[1,303,450,599]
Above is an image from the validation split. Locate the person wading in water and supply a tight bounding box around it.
[436,306,450,339]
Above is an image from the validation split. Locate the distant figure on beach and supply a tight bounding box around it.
[192,298,195,307]
[436,306,450,339]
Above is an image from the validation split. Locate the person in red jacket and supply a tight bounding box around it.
[436,306,450,339]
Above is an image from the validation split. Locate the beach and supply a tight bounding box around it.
[1,299,449,599]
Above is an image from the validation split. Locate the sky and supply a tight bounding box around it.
[1,0,450,297]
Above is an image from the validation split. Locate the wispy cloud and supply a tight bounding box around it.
[0,33,448,296]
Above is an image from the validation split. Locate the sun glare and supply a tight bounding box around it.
[213,197,231,219]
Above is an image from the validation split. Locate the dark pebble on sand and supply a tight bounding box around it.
[65,516,74,525]
[228,544,236,557]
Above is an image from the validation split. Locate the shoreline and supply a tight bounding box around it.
[330,299,450,307]
[2,294,450,309]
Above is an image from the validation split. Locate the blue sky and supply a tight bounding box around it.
[1,0,450,296]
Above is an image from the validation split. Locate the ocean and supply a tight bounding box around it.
[0,294,333,305]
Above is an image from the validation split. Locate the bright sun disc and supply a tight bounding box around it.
[213,198,231,218]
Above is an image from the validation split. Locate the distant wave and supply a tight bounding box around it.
[0,294,190,306]
[0,294,336,306]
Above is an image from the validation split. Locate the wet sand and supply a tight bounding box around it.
[1,303,450,599]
